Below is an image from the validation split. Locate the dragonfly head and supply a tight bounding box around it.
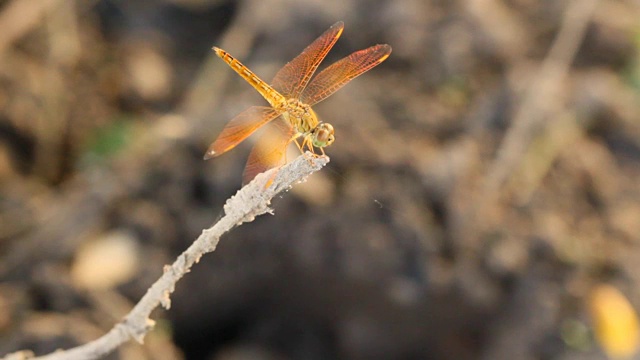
[311,123,335,148]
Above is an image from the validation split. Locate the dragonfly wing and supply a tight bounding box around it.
[301,44,391,106]
[270,21,344,99]
[204,106,282,159]
[242,118,295,185]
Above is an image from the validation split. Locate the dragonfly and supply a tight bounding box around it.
[204,21,391,185]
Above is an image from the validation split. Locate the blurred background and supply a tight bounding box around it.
[1,0,640,359]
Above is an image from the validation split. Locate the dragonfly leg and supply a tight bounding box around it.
[298,134,319,165]
[285,135,304,164]
[299,134,309,153]
[290,135,303,152]
[304,135,323,158]
[305,134,316,155]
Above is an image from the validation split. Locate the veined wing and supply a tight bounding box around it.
[242,118,295,185]
[204,106,282,160]
[301,44,391,106]
[270,21,344,99]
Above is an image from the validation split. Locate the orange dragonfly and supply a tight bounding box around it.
[204,21,391,185]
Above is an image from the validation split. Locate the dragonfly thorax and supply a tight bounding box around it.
[280,99,335,149]
[281,98,319,133]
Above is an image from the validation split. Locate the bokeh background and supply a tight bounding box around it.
[1,0,640,359]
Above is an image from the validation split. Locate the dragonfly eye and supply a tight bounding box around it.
[312,123,335,147]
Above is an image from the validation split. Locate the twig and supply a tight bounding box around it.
[3,153,329,360]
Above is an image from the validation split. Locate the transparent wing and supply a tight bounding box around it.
[204,106,282,159]
[301,44,391,106]
[270,21,344,99]
[242,118,295,185]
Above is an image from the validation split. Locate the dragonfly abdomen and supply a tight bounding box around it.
[213,47,286,108]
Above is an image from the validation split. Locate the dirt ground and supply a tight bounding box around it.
[1,0,640,359]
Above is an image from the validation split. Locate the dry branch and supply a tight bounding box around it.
[3,153,329,360]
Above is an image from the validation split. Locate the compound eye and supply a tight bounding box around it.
[316,129,331,143]
[322,123,335,133]
[312,123,335,148]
